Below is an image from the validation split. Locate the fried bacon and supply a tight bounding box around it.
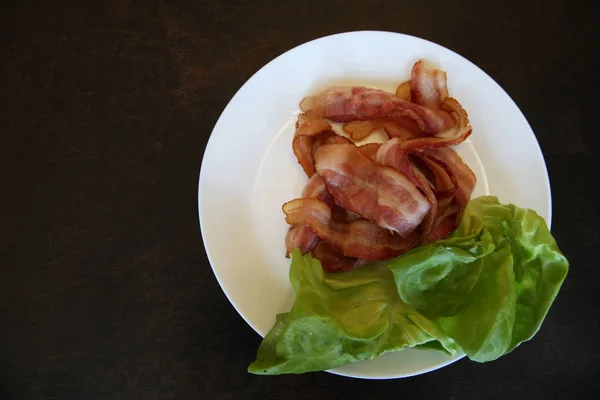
[418,147,476,242]
[410,60,449,109]
[375,138,438,242]
[300,86,455,133]
[292,111,332,177]
[422,147,476,209]
[283,198,419,261]
[400,97,472,154]
[284,60,477,272]
[284,173,332,257]
[314,143,430,236]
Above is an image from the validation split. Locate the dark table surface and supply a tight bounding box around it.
[2,0,598,399]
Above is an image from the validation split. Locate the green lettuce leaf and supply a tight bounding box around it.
[248,250,459,375]
[248,196,569,374]
[389,196,569,362]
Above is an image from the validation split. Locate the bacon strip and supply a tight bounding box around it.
[411,60,449,109]
[300,86,455,133]
[284,174,332,257]
[375,138,438,241]
[400,97,472,153]
[314,143,430,236]
[313,204,365,272]
[422,147,476,210]
[375,139,476,243]
[292,111,332,177]
[412,153,458,209]
[283,198,418,261]
[285,225,320,257]
[411,153,459,242]
[428,205,460,242]
[416,147,476,241]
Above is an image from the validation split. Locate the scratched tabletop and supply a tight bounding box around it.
[1,1,598,399]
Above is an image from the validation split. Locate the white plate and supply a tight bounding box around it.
[198,31,551,379]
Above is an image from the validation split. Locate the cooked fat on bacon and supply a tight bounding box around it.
[410,59,449,110]
[283,59,477,272]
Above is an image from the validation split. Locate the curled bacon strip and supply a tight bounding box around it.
[411,60,449,109]
[300,86,455,133]
[292,111,332,177]
[375,138,438,241]
[414,147,476,241]
[283,198,418,261]
[284,174,332,257]
[411,153,458,241]
[423,147,476,209]
[400,97,472,154]
[377,140,475,243]
[285,225,320,257]
[315,143,430,236]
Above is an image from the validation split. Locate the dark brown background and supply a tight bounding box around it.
[1,0,598,399]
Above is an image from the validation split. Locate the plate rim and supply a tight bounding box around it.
[198,30,553,379]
